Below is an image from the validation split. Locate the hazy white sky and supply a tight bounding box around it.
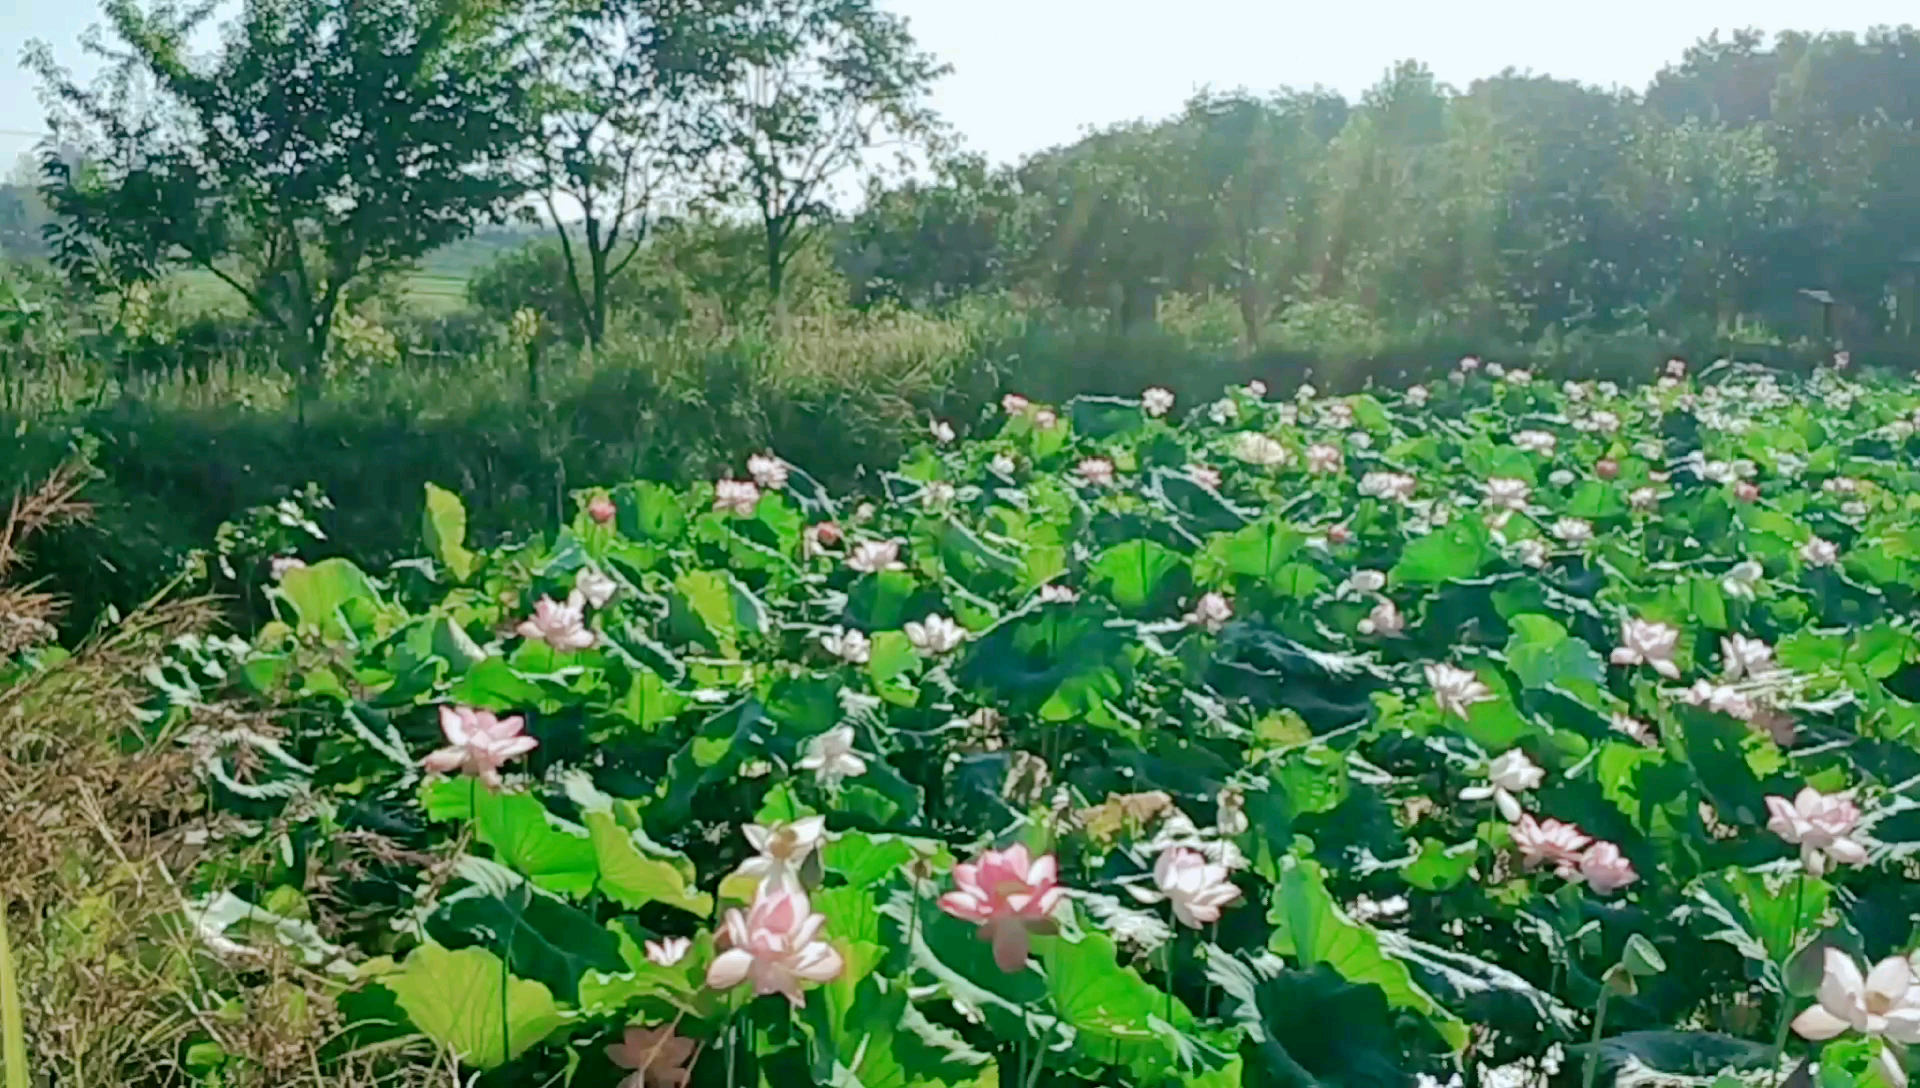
[4,0,1918,168]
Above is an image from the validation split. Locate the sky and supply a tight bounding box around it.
[3,0,1918,169]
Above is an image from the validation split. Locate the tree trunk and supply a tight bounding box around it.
[766,219,787,325]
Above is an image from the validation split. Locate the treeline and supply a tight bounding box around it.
[842,29,1920,351]
[22,2,1920,367]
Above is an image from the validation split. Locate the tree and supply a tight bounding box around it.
[694,0,948,312]
[520,0,739,346]
[845,152,1022,308]
[28,0,535,397]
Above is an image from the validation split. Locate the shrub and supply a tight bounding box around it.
[177,360,1920,1087]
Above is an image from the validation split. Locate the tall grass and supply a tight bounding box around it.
[0,289,1862,634]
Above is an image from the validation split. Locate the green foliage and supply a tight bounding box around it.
[158,364,1920,1086]
[27,0,535,375]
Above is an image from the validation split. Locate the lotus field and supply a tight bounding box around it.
[170,358,1920,1088]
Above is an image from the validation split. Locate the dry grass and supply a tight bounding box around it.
[0,466,436,1088]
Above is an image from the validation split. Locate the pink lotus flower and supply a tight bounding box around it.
[517,591,596,651]
[802,521,841,560]
[423,705,536,790]
[1002,393,1032,415]
[1767,787,1870,876]
[705,884,844,1006]
[588,496,617,525]
[1511,814,1591,871]
[1567,841,1639,895]
[1077,457,1117,486]
[1129,846,1241,929]
[1185,591,1234,633]
[1187,463,1223,490]
[606,1023,697,1088]
[1735,481,1760,503]
[938,844,1067,972]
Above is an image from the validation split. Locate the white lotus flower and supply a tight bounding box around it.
[645,936,691,967]
[1357,599,1404,637]
[922,480,957,508]
[1512,539,1548,569]
[1610,713,1657,746]
[1766,787,1869,876]
[820,627,871,665]
[930,419,956,444]
[714,478,762,517]
[1359,472,1417,502]
[846,539,905,573]
[1032,409,1060,430]
[1629,486,1660,512]
[575,567,618,610]
[1461,750,1544,820]
[1247,380,1268,398]
[1406,385,1430,406]
[1802,537,1839,567]
[1001,393,1032,415]
[1142,387,1176,417]
[1721,560,1763,600]
[1231,432,1290,467]
[1458,356,1481,372]
[736,815,828,891]
[1720,634,1774,680]
[990,453,1018,477]
[1208,399,1240,425]
[1548,469,1576,488]
[1345,569,1388,595]
[1513,430,1556,455]
[1076,457,1117,486]
[1682,679,1756,721]
[1484,477,1531,511]
[905,614,966,655]
[1038,584,1080,604]
[747,452,789,490]
[1306,443,1343,474]
[1507,369,1533,384]
[798,725,868,789]
[1792,950,1920,1088]
[1128,846,1241,929]
[1550,517,1593,545]
[1610,618,1681,679]
[1426,663,1493,719]
[1185,592,1234,633]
